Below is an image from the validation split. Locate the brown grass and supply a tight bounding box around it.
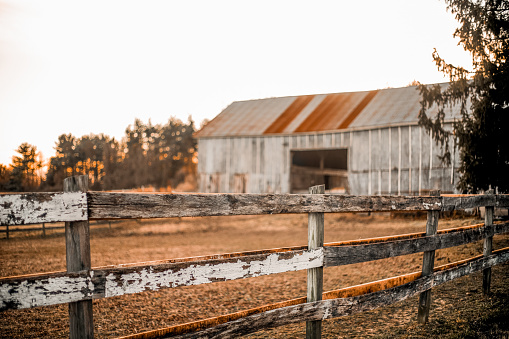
[1,213,508,338]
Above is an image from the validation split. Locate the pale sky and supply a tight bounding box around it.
[0,0,472,166]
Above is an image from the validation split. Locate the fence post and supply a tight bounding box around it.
[483,189,494,295]
[6,224,9,240]
[417,189,440,324]
[306,185,325,339]
[42,223,46,237]
[64,175,94,339]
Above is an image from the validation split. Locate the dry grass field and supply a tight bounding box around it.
[1,213,508,338]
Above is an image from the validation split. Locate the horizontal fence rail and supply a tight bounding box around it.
[442,194,509,211]
[120,248,509,339]
[1,178,508,339]
[0,249,323,311]
[0,192,87,225]
[324,221,509,266]
[0,221,115,240]
[0,224,64,233]
[2,192,509,226]
[2,221,508,311]
[86,192,444,219]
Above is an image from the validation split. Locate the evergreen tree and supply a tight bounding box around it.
[0,164,11,191]
[101,137,121,190]
[45,134,78,190]
[9,143,43,191]
[121,119,149,189]
[419,0,509,193]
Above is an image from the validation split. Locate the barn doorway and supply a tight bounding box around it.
[290,148,348,193]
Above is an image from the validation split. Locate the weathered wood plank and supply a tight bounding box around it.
[324,222,509,267]
[0,249,323,311]
[1,192,504,226]
[0,226,65,233]
[483,192,494,295]
[441,194,496,211]
[0,192,87,226]
[496,194,509,207]
[138,249,509,339]
[0,271,99,310]
[87,192,442,219]
[117,273,424,339]
[0,222,113,234]
[64,175,94,339]
[418,190,440,324]
[306,185,324,339]
[96,245,308,269]
[168,280,429,339]
[103,249,323,298]
[4,220,509,312]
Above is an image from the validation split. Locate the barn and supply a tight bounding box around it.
[195,84,464,195]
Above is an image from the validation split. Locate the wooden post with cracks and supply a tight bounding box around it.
[64,175,94,339]
[306,185,325,339]
[417,189,440,324]
[483,189,494,295]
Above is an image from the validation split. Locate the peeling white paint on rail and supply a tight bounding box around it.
[0,192,87,225]
[423,201,442,210]
[2,249,508,311]
[105,249,324,297]
[0,273,94,310]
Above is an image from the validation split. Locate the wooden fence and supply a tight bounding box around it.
[1,175,508,339]
[0,220,114,239]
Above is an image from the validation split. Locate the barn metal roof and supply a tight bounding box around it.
[195,83,465,138]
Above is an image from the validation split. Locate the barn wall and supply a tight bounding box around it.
[197,124,460,195]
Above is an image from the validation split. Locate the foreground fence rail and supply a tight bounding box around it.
[1,176,508,339]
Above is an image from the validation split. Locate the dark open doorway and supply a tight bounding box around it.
[290,148,348,193]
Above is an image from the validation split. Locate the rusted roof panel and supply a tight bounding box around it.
[282,94,327,133]
[195,96,296,138]
[294,92,368,132]
[337,90,379,129]
[264,95,315,134]
[349,86,422,128]
[349,84,464,128]
[196,83,464,138]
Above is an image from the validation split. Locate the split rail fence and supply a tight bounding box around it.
[1,175,509,339]
[0,220,114,239]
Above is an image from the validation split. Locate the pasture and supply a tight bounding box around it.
[1,212,508,338]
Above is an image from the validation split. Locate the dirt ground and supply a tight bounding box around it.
[1,213,508,338]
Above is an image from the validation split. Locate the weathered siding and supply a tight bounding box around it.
[197,124,460,195]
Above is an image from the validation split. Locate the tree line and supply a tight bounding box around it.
[0,117,197,192]
[4,1,508,194]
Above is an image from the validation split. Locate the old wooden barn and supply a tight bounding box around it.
[196,84,464,195]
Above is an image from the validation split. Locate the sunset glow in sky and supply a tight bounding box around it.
[0,0,473,166]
